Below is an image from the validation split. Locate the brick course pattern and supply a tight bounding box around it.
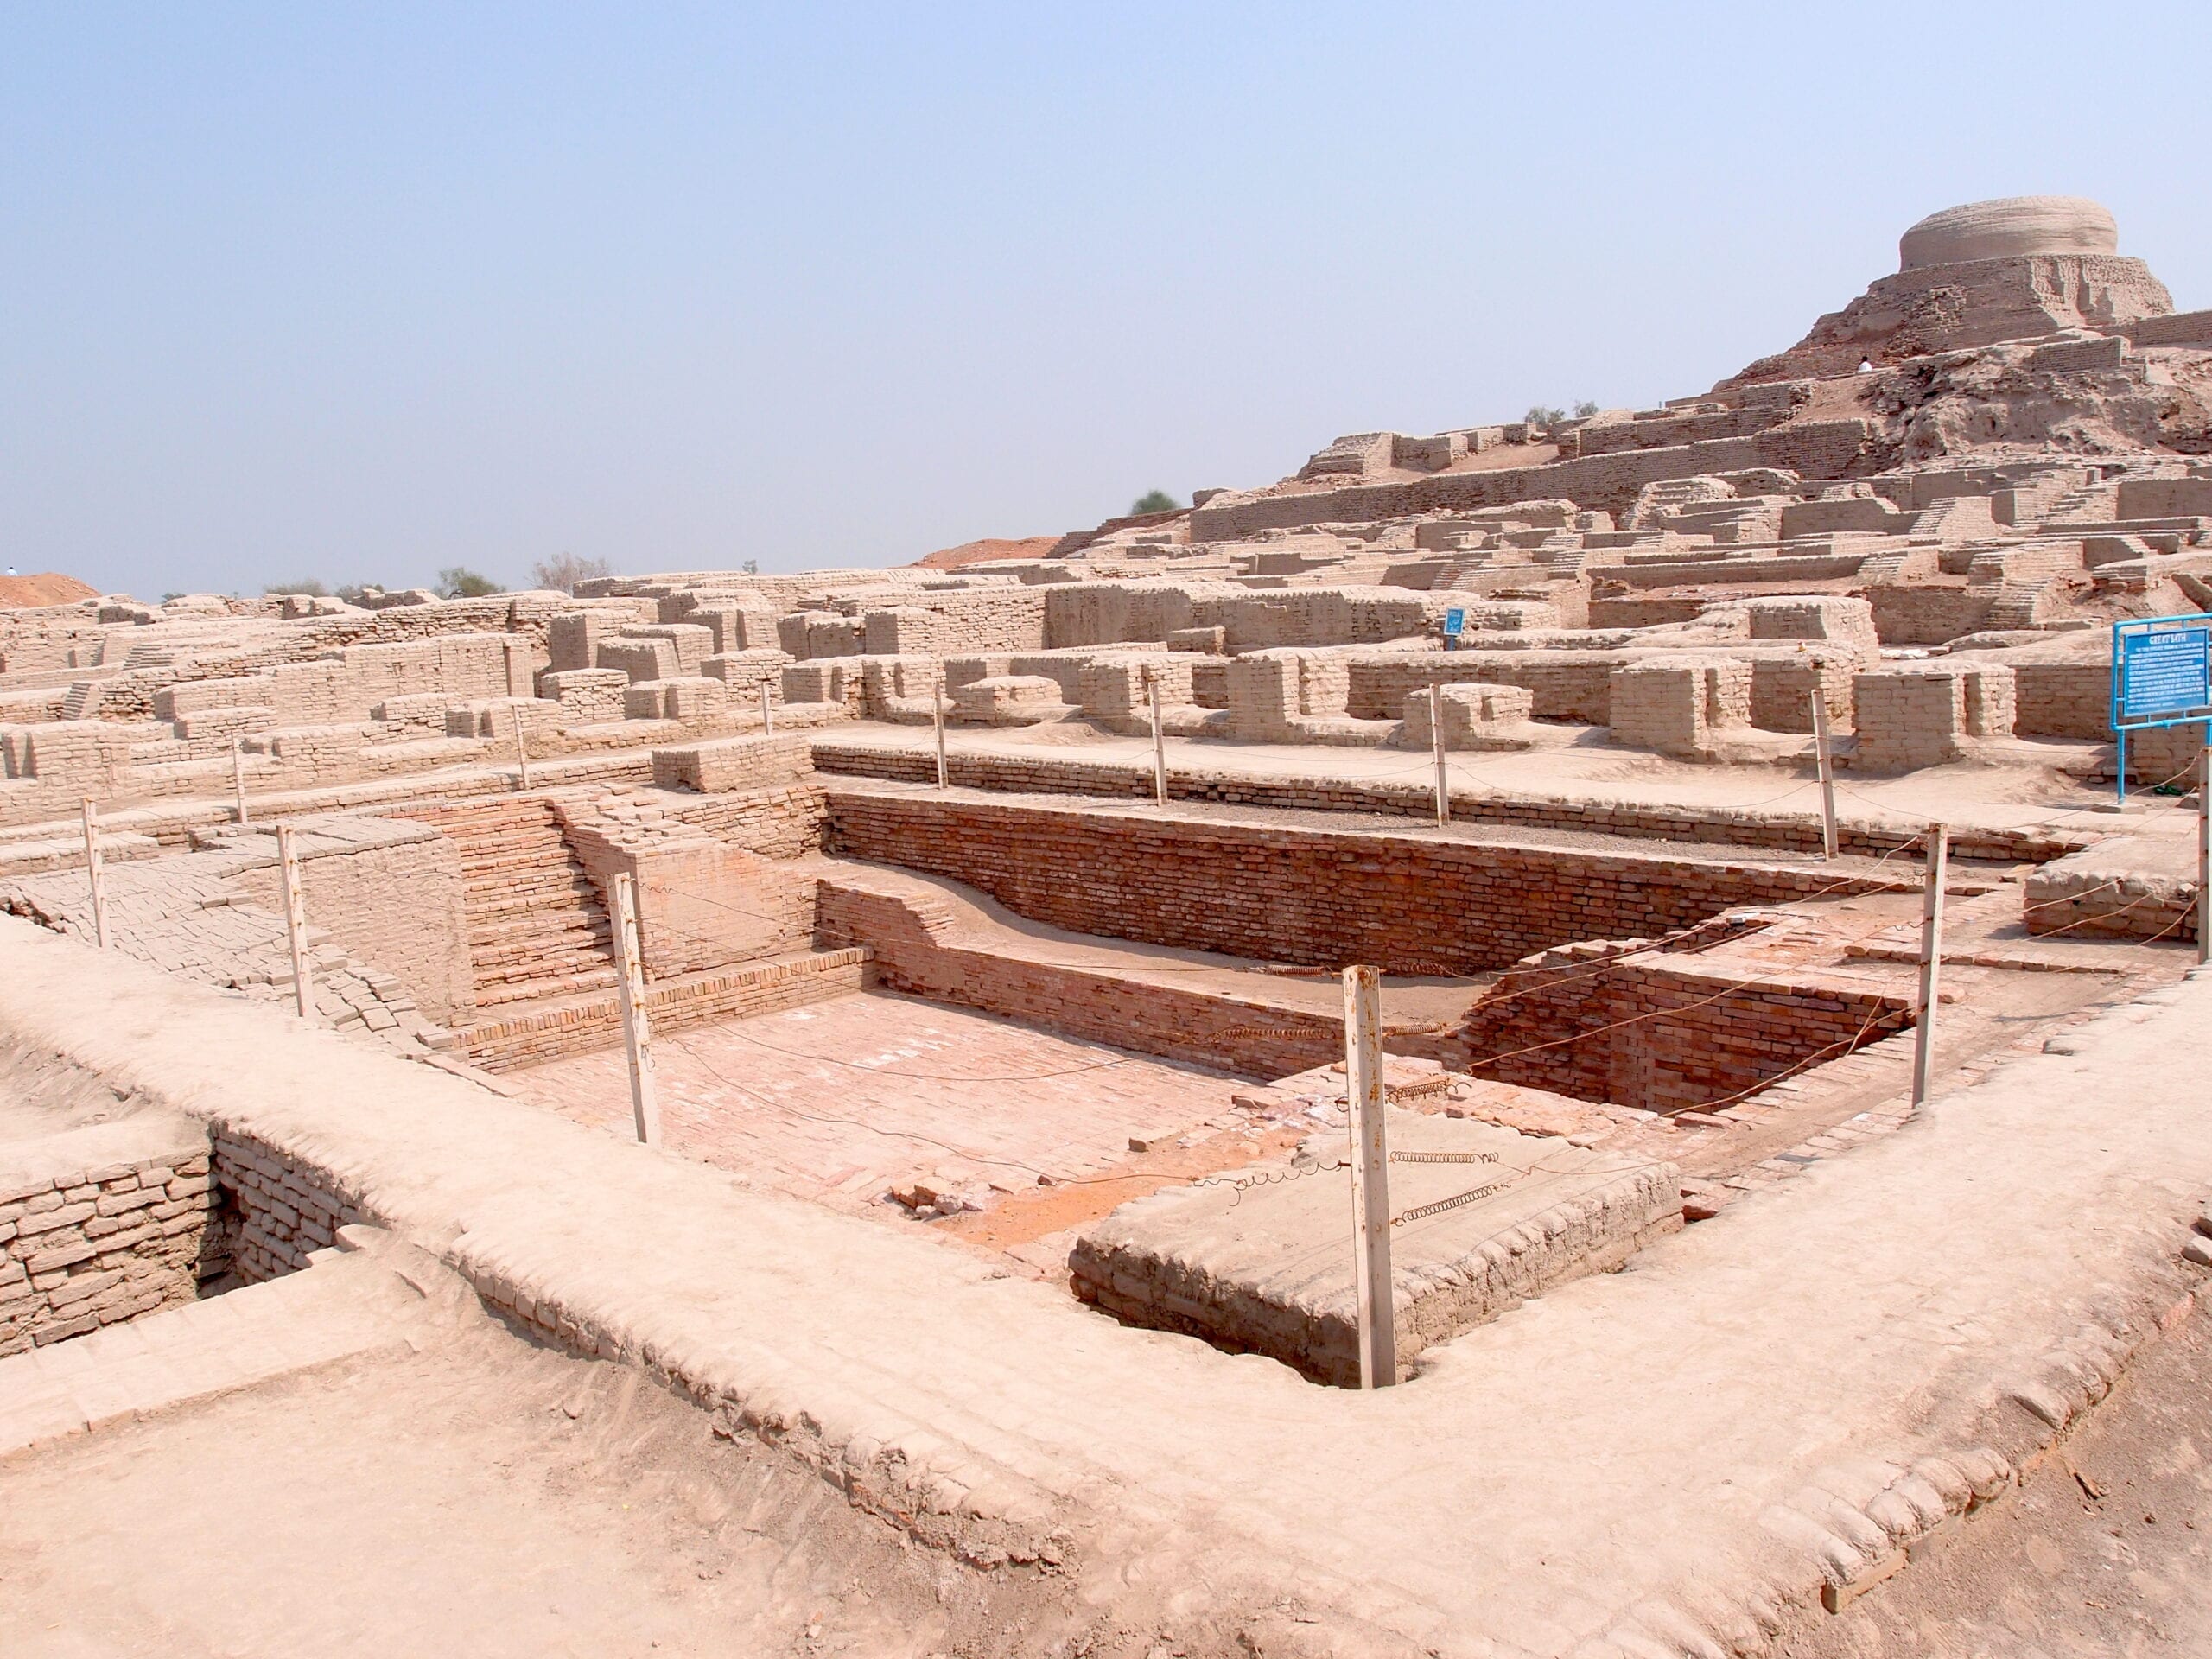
[225,819,475,1024]
[811,741,2087,864]
[1442,956,1916,1113]
[454,947,874,1071]
[0,1135,220,1355]
[823,791,1926,976]
[214,1129,362,1283]
[813,880,1342,1081]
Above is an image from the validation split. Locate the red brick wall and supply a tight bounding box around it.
[811,741,2084,865]
[813,878,1343,1081]
[823,791,1921,975]
[1443,957,1913,1113]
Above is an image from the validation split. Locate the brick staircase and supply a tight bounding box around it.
[398,797,617,1009]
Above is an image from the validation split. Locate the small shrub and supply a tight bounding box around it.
[436,566,500,599]
[531,552,613,594]
[1129,489,1181,515]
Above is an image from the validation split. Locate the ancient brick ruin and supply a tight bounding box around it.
[6,195,2212,1656]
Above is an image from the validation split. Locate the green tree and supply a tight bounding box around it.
[1129,489,1181,515]
[1523,405,1566,429]
[1573,399,1600,419]
[437,566,500,599]
[263,577,328,597]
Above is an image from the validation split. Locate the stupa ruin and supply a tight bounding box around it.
[3,197,2212,1656]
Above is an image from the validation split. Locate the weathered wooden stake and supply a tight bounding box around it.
[80,798,111,950]
[231,737,250,824]
[1810,688,1839,861]
[933,681,950,790]
[1910,822,1948,1109]
[512,717,531,791]
[276,823,314,1020]
[1343,963,1395,1390]
[1148,674,1168,807]
[760,680,775,737]
[1430,683,1449,830]
[2199,745,2210,967]
[609,871,661,1147]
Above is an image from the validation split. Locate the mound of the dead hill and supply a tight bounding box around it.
[0,572,97,607]
[911,535,1057,570]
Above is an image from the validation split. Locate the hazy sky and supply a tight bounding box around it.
[5,3,2209,598]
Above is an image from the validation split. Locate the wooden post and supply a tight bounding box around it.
[231,737,250,824]
[1148,674,1168,807]
[609,871,661,1147]
[1910,822,1948,1108]
[80,799,111,950]
[512,717,531,791]
[760,680,775,738]
[933,680,950,790]
[1430,683,1449,830]
[276,823,315,1021]
[1810,688,1839,861]
[2199,745,2210,967]
[1342,964,1396,1390]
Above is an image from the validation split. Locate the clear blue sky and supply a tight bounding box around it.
[5,3,2208,598]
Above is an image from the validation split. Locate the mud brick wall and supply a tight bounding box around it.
[213,1128,362,1283]
[1867,586,1996,645]
[1347,654,1619,723]
[2009,661,2109,740]
[815,880,1342,1081]
[228,825,475,1024]
[2024,844,2198,944]
[0,1122,221,1354]
[1044,582,1202,648]
[810,743,2086,865]
[881,589,1050,654]
[823,791,1918,975]
[1196,590,1442,652]
[1186,420,1872,538]
[1445,959,1915,1113]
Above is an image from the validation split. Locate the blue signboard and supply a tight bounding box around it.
[2118,627,2210,721]
[1442,607,1465,636]
[2109,613,2212,801]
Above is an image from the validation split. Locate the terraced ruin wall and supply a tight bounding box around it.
[823,791,1923,975]
[810,742,2088,863]
[226,825,475,1024]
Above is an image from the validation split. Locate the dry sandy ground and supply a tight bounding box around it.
[1789,1305,2212,1657]
[0,1300,1096,1659]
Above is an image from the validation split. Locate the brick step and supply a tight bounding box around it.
[468,929,613,963]
[452,948,872,1069]
[448,842,581,866]
[467,922,613,960]
[461,880,606,918]
[474,969,619,1009]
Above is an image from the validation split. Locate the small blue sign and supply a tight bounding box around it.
[2109,613,2212,803]
[1442,607,1466,637]
[2118,626,2211,721]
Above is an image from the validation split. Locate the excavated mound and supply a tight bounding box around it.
[912,536,1058,570]
[0,573,98,609]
